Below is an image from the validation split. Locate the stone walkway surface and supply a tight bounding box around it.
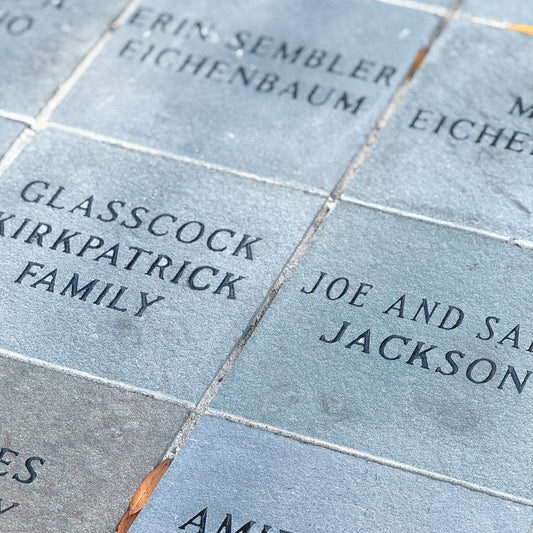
[0,1,532,532]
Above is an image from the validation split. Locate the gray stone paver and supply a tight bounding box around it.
[345,21,533,241]
[0,129,322,402]
[0,0,131,115]
[213,201,533,500]
[53,0,440,191]
[131,416,533,533]
[0,2,532,531]
[0,354,189,533]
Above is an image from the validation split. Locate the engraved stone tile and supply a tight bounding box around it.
[131,416,533,533]
[0,0,130,115]
[53,0,439,191]
[0,354,189,533]
[0,118,24,156]
[344,21,533,240]
[0,129,322,401]
[213,202,533,500]
[462,1,533,24]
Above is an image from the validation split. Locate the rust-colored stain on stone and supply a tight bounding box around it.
[408,47,428,79]
[508,24,533,35]
[117,458,171,533]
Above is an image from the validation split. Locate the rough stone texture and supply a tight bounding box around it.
[213,202,533,500]
[0,129,322,402]
[0,118,24,156]
[131,416,533,533]
[0,354,189,533]
[344,21,533,241]
[2,4,532,532]
[0,0,130,115]
[53,0,439,191]
[462,0,533,23]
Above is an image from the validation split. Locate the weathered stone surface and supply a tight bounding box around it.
[213,202,533,500]
[462,0,533,24]
[344,21,533,241]
[0,118,24,156]
[0,353,189,533]
[0,0,130,115]
[0,129,322,401]
[53,0,439,191]
[131,416,533,533]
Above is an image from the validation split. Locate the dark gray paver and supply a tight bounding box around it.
[0,354,189,533]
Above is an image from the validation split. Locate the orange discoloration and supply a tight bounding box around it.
[408,47,427,80]
[117,458,171,533]
[508,24,533,35]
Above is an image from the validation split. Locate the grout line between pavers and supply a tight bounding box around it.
[162,198,337,459]
[341,196,533,249]
[373,0,524,31]
[0,109,35,126]
[453,11,509,29]
[334,0,462,199]
[0,127,36,176]
[160,0,464,465]
[44,124,533,252]
[331,75,412,200]
[32,0,143,130]
[45,122,330,199]
[0,348,194,408]
[207,408,533,509]
[373,0,448,16]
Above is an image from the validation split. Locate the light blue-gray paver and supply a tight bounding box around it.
[0,118,24,156]
[0,129,322,402]
[53,0,440,192]
[0,0,131,116]
[344,20,533,241]
[131,416,533,533]
[0,353,189,533]
[462,0,533,24]
[410,0,453,6]
[213,202,533,500]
